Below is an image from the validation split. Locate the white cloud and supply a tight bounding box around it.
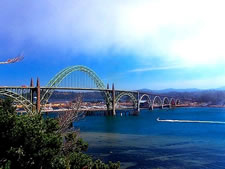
[129,65,189,72]
[116,0,225,66]
[1,0,225,66]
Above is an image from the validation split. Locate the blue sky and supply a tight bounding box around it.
[0,0,225,90]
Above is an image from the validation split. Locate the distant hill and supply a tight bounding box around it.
[139,86,225,93]
[216,86,225,91]
[138,88,153,93]
[139,88,201,93]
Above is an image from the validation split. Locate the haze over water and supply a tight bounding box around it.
[77,108,225,169]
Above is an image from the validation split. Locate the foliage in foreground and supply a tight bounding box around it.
[0,98,120,169]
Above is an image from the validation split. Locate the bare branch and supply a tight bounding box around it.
[57,94,85,133]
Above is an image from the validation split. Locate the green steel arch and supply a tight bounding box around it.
[115,92,137,108]
[0,89,33,114]
[47,65,105,88]
[41,65,111,104]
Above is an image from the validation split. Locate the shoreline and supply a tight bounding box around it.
[177,104,225,108]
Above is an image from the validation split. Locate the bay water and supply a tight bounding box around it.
[77,107,225,169]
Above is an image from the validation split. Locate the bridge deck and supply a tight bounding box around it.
[0,86,138,93]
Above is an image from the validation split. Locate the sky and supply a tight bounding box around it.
[0,0,225,90]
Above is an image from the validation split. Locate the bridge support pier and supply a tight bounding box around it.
[106,103,110,115]
[106,83,111,116]
[137,92,140,113]
[30,78,36,113]
[150,105,154,110]
[112,83,116,116]
[36,78,41,113]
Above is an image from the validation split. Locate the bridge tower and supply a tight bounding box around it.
[112,83,116,116]
[30,78,34,87]
[107,83,109,90]
[150,105,154,110]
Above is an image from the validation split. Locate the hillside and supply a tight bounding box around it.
[50,88,225,106]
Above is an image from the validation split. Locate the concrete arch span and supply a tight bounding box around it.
[153,96,162,105]
[139,94,151,108]
[115,92,137,109]
[150,96,163,110]
[162,97,170,108]
[176,99,180,105]
[163,97,170,104]
[170,98,176,107]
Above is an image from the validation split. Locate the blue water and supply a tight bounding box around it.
[77,108,225,169]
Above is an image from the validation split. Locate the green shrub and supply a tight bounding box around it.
[0,98,120,169]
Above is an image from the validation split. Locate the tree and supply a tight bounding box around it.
[0,98,63,169]
[0,98,120,169]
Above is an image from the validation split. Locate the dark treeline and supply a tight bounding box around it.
[50,91,105,102]
[50,91,131,102]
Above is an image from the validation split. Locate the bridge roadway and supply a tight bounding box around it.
[0,86,185,99]
[0,86,138,93]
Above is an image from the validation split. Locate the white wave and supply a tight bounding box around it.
[157,117,225,124]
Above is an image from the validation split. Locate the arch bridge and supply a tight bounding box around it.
[0,65,181,115]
